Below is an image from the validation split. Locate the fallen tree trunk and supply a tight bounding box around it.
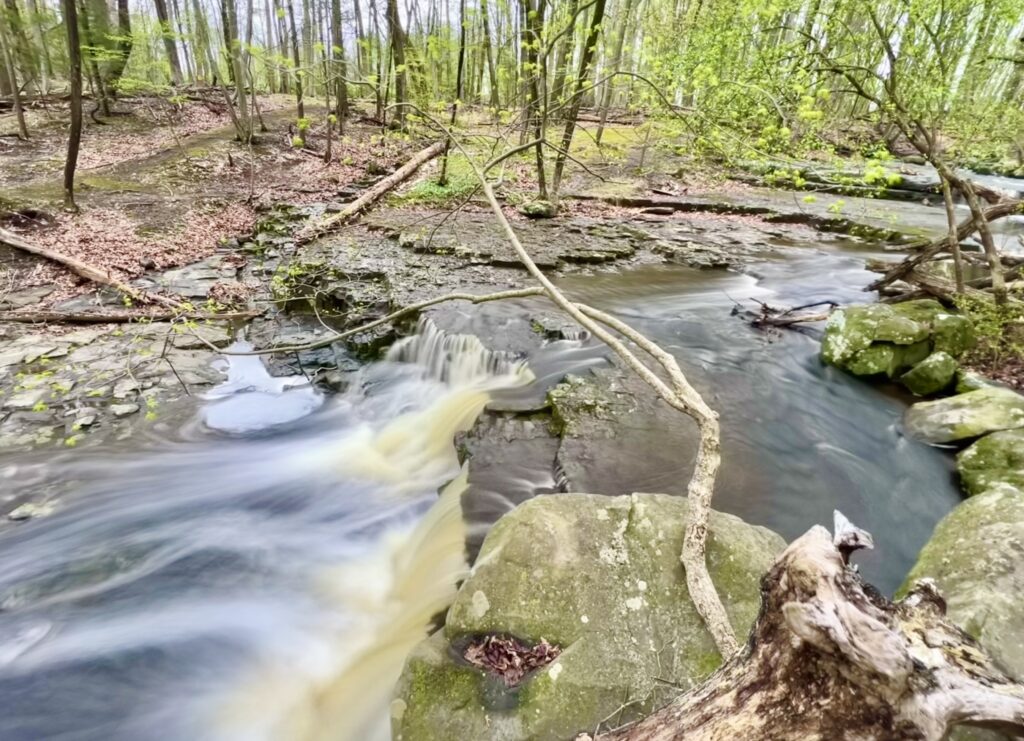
[0,227,183,309]
[868,199,1022,292]
[0,309,257,324]
[298,140,445,242]
[594,515,1024,741]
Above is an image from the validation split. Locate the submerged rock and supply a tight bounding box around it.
[904,386,1024,444]
[900,483,1024,683]
[899,351,957,396]
[957,429,1024,496]
[394,493,785,741]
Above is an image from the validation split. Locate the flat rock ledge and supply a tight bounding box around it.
[392,492,785,741]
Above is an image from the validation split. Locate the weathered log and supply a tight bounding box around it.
[0,309,257,324]
[591,514,1024,741]
[868,199,1022,292]
[298,140,445,242]
[0,227,183,309]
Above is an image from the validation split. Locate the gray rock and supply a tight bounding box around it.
[110,403,140,417]
[518,200,558,219]
[394,493,785,741]
[904,387,1024,444]
[3,388,48,411]
[899,351,957,396]
[112,379,140,399]
[7,501,56,521]
[957,429,1024,496]
[900,483,1024,684]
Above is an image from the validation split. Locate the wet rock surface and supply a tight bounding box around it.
[394,493,784,741]
[900,483,1024,684]
[957,429,1024,496]
[904,386,1024,444]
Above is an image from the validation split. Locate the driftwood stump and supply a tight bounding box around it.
[591,514,1024,741]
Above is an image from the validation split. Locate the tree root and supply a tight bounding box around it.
[590,514,1024,741]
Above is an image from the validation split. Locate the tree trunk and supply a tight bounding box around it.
[551,0,607,196]
[103,0,133,96]
[25,0,51,90]
[77,0,110,117]
[3,0,35,89]
[550,0,578,111]
[0,18,28,137]
[437,0,466,186]
[597,518,1024,741]
[940,176,965,294]
[61,0,83,212]
[170,0,195,82]
[595,0,637,145]
[479,0,498,108]
[523,0,547,198]
[385,0,406,127]
[352,0,366,77]
[153,0,184,84]
[262,0,276,91]
[287,0,303,119]
[222,0,251,141]
[330,0,347,124]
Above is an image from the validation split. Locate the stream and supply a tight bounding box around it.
[0,235,963,740]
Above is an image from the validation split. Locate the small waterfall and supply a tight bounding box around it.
[387,318,531,387]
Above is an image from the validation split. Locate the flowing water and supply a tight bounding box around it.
[0,235,962,740]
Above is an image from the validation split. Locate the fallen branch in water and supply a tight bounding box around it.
[591,514,1024,741]
[398,103,738,658]
[0,226,185,309]
[867,199,1022,292]
[297,140,446,243]
[739,299,836,329]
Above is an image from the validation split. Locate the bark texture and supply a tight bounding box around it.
[593,516,1024,741]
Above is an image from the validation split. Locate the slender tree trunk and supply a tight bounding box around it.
[480,0,498,108]
[77,0,111,116]
[523,0,547,198]
[62,0,83,212]
[103,0,133,96]
[550,0,578,111]
[940,177,965,294]
[170,0,195,82]
[369,0,383,118]
[595,0,637,144]
[262,0,276,90]
[273,0,290,92]
[0,19,28,137]
[385,0,406,127]
[438,0,466,185]
[153,0,184,83]
[551,0,607,196]
[352,0,365,76]
[287,0,303,118]
[223,0,251,141]
[329,0,347,125]
[24,0,50,89]
[3,0,35,89]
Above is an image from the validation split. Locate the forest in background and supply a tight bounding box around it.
[2,0,1022,165]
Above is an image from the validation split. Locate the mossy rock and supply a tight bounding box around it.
[821,300,946,371]
[899,351,957,396]
[519,200,558,219]
[394,493,785,741]
[955,369,992,394]
[933,313,974,357]
[904,386,1024,444]
[957,429,1024,496]
[899,483,1024,684]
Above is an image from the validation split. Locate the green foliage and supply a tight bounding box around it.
[954,293,1024,371]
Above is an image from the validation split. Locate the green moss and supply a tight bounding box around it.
[957,429,1024,496]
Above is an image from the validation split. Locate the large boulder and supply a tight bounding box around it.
[899,351,957,396]
[821,300,973,384]
[393,493,785,741]
[957,429,1024,496]
[904,386,1024,444]
[900,484,1024,683]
